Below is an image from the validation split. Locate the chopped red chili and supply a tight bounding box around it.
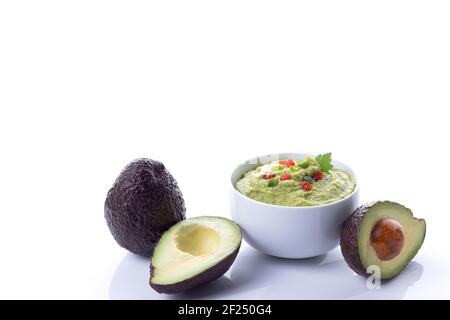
[313,171,325,182]
[300,181,312,191]
[263,173,276,180]
[279,159,295,167]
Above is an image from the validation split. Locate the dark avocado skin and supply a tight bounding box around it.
[105,159,186,257]
[150,245,240,294]
[340,203,372,277]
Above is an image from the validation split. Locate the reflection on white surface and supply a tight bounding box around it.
[230,246,423,299]
[109,244,423,300]
[109,253,236,300]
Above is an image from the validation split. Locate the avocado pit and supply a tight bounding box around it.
[370,218,405,261]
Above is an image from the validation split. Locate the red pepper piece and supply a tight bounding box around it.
[279,159,295,167]
[263,173,276,180]
[313,171,325,182]
[300,181,312,191]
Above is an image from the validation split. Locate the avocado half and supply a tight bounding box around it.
[150,216,242,294]
[105,159,185,257]
[341,201,426,279]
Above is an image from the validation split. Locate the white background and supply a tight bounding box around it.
[0,1,449,299]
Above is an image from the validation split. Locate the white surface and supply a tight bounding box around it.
[0,1,449,299]
[110,244,433,300]
[230,152,360,258]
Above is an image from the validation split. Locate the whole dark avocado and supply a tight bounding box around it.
[341,201,426,279]
[105,159,185,257]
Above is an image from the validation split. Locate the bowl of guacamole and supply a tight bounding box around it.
[230,152,359,258]
[235,154,356,207]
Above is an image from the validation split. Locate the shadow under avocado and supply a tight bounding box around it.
[109,246,423,300]
[229,247,423,299]
[109,253,156,300]
[109,252,235,300]
[349,262,423,299]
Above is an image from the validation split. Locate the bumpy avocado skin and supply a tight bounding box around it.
[150,246,240,294]
[340,203,372,277]
[105,159,185,257]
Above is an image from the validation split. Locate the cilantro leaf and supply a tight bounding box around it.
[315,153,333,173]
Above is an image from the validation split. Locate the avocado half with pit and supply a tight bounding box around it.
[341,201,426,279]
[150,216,242,294]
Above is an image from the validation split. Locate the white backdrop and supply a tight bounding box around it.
[0,1,449,299]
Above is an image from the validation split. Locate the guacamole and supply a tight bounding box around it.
[235,156,356,207]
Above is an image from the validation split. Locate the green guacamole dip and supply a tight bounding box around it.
[235,156,356,207]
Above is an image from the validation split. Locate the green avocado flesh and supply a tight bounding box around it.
[150,216,242,294]
[341,201,426,279]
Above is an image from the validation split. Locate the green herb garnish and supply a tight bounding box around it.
[268,177,279,187]
[315,152,333,173]
[302,175,314,183]
[290,165,299,171]
[271,165,284,171]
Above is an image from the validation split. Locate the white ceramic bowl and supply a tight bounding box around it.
[230,152,360,259]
